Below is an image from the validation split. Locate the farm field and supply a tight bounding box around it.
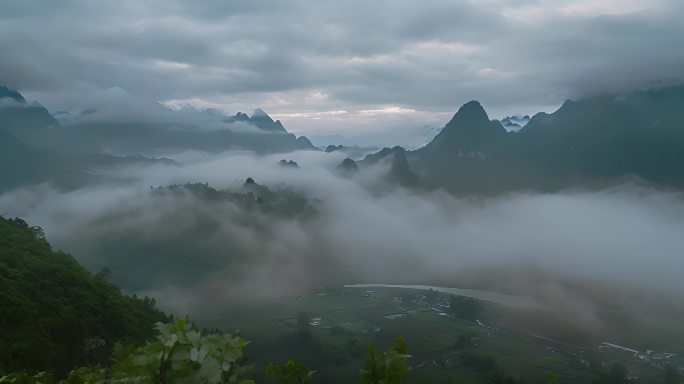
[194,286,683,383]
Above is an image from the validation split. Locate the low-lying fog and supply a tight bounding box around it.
[2,150,683,336]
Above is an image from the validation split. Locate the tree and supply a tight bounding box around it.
[1,318,254,384]
[391,336,408,355]
[266,360,314,384]
[360,346,385,384]
[360,337,410,384]
[85,318,252,384]
[0,372,56,384]
[0,216,167,377]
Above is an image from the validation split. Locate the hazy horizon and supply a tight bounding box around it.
[3,0,683,147]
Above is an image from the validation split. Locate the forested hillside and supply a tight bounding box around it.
[0,216,167,377]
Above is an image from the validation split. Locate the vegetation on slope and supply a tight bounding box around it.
[0,216,168,377]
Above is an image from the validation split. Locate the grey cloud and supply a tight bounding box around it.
[1,0,683,146]
[1,150,683,333]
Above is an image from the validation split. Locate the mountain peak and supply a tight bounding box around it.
[447,100,489,126]
[234,112,250,121]
[420,100,505,154]
[296,135,314,148]
[251,108,273,122]
[435,100,496,138]
[0,85,26,103]
[360,146,419,186]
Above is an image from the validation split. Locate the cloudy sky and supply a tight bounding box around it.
[1,0,683,147]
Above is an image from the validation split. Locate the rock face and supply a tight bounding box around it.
[409,84,684,194]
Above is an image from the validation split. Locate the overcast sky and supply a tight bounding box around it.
[1,0,683,147]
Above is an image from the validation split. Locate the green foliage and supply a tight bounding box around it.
[549,371,558,384]
[64,367,105,384]
[391,337,408,355]
[448,295,484,320]
[266,360,314,384]
[359,337,410,384]
[2,319,254,384]
[152,182,316,219]
[360,346,385,384]
[0,216,167,377]
[0,372,56,384]
[110,318,254,384]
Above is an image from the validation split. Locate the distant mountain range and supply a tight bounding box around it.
[0,125,175,192]
[0,86,314,156]
[3,84,684,194]
[0,86,314,191]
[406,84,684,193]
[341,84,684,193]
[500,115,530,131]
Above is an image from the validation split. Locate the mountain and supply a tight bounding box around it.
[0,85,315,156]
[0,85,26,102]
[0,85,315,190]
[361,146,420,187]
[297,135,314,148]
[70,182,317,291]
[324,144,381,159]
[0,216,167,376]
[410,101,510,192]
[220,108,289,133]
[409,84,684,193]
[0,126,175,192]
[500,115,530,131]
[326,144,344,153]
[247,108,288,133]
[419,101,507,155]
[0,87,60,144]
[49,107,313,155]
[0,127,81,191]
[337,157,359,173]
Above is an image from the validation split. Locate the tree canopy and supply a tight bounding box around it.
[0,216,167,377]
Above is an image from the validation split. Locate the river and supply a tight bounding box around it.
[343,284,537,309]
